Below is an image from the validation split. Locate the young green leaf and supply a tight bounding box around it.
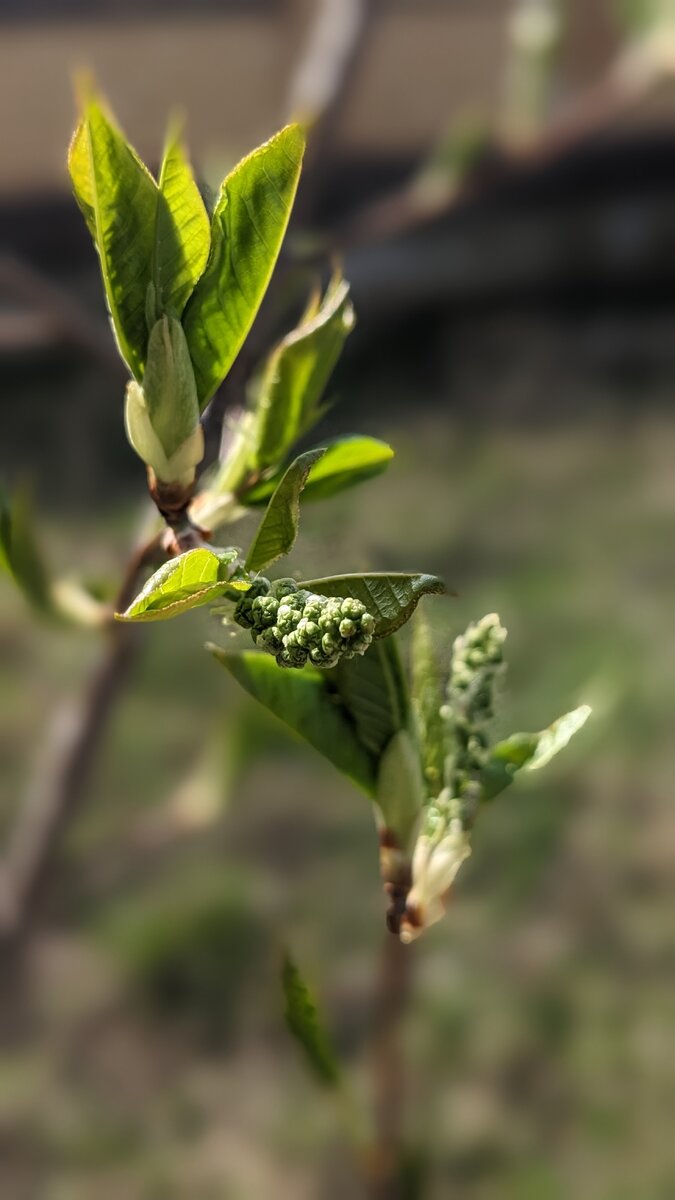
[245,448,325,574]
[154,124,210,318]
[299,573,445,640]
[527,704,592,770]
[281,953,341,1088]
[0,486,53,616]
[480,705,591,801]
[376,729,426,850]
[68,91,158,379]
[329,637,411,760]
[183,124,306,409]
[243,436,394,505]
[478,733,540,802]
[410,611,445,798]
[210,648,377,795]
[249,275,355,470]
[117,547,242,623]
[142,317,200,459]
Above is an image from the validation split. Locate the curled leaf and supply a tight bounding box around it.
[300,573,445,640]
[117,547,242,622]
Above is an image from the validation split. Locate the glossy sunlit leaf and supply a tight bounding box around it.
[410,610,445,798]
[210,648,377,795]
[117,547,242,622]
[300,573,445,640]
[249,274,355,470]
[69,91,158,379]
[243,436,394,505]
[154,124,210,318]
[480,705,591,801]
[245,448,325,573]
[183,124,306,408]
[281,953,340,1087]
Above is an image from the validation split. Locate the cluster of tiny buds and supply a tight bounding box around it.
[233,577,376,669]
[440,613,507,786]
[446,612,506,724]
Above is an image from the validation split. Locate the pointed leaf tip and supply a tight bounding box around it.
[183,123,306,407]
[527,704,592,770]
[245,447,325,573]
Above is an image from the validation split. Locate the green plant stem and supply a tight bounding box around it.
[366,930,414,1199]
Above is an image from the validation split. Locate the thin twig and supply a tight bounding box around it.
[366,932,414,1200]
[0,533,162,946]
[336,41,667,249]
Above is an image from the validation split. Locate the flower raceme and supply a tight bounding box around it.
[233,578,376,669]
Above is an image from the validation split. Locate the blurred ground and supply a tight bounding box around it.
[1,391,673,1198]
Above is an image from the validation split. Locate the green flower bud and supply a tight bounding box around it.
[247,577,271,599]
[252,595,278,628]
[309,646,339,669]
[361,612,376,635]
[339,597,364,620]
[350,633,372,655]
[124,381,204,487]
[273,579,298,599]
[233,596,254,629]
[276,603,299,633]
[233,581,376,670]
[296,618,320,647]
[258,626,283,654]
[143,316,201,461]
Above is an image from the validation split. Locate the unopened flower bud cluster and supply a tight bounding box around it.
[403,614,507,940]
[234,578,376,669]
[442,612,506,790]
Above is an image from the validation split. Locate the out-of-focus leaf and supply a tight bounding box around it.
[154,123,210,318]
[410,611,445,798]
[281,953,341,1087]
[329,637,410,760]
[480,704,591,801]
[615,0,665,35]
[527,704,592,770]
[117,547,242,622]
[142,317,200,458]
[244,436,393,505]
[183,124,306,408]
[248,274,355,470]
[0,487,53,616]
[51,578,108,628]
[245,448,325,573]
[68,90,157,379]
[210,648,377,795]
[300,573,445,640]
[479,732,540,802]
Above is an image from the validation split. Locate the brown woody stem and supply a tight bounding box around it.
[366,929,414,1200]
[0,533,163,946]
